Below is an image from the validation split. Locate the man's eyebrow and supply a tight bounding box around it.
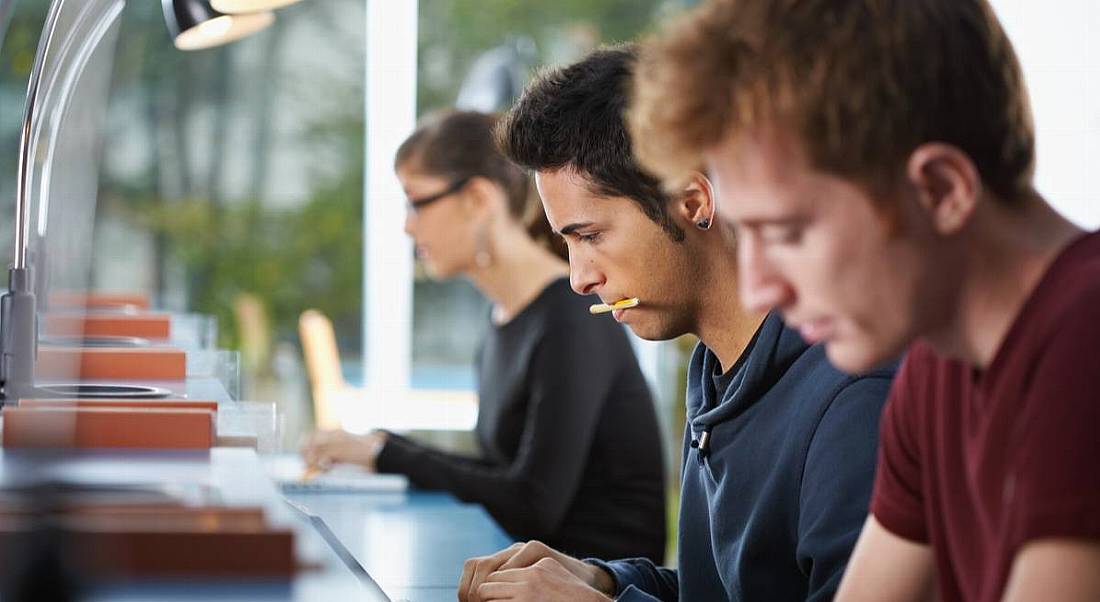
[557,221,595,236]
[737,216,807,229]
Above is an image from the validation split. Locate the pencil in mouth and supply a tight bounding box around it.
[589,297,640,315]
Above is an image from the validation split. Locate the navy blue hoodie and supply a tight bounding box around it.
[592,312,895,601]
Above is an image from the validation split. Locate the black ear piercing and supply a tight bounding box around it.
[696,218,711,231]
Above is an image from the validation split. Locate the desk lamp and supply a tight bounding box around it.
[162,0,274,51]
[0,0,300,403]
[211,0,304,14]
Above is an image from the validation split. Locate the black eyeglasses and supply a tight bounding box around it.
[406,176,471,212]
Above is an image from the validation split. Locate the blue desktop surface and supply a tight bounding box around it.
[0,448,514,602]
[285,490,515,602]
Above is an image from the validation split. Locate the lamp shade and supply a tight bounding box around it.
[210,0,304,14]
[162,0,275,51]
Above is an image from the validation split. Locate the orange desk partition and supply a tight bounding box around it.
[36,347,186,380]
[2,406,214,449]
[44,313,172,339]
[71,526,297,577]
[48,292,150,311]
[0,507,296,577]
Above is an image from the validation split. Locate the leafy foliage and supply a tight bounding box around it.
[1,0,678,352]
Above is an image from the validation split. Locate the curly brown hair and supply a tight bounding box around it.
[629,0,1035,203]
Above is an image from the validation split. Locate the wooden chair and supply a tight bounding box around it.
[298,309,350,430]
[298,309,479,432]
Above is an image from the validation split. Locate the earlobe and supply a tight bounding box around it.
[906,143,982,235]
[680,172,718,232]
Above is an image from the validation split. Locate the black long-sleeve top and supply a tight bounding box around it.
[375,278,666,562]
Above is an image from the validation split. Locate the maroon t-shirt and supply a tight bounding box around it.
[870,231,1100,602]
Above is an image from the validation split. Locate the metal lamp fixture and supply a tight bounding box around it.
[1,0,125,401]
[210,0,304,14]
[1,0,300,400]
[162,0,274,51]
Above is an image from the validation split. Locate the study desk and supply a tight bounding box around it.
[285,490,515,602]
[3,368,514,601]
[0,448,369,601]
[0,446,514,601]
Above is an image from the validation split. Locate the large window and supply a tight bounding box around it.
[349,0,685,433]
[403,0,677,411]
[0,0,366,445]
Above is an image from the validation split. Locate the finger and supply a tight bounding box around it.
[301,444,319,467]
[458,557,480,602]
[466,543,525,602]
[498,540,551,571]
[484,567,535,583]
[468,559,498,602]
[482,542,525,573]
[307,451,332,471]
[534,556,572,578]
[476,581,517,601]
[303,445,330,469]
[464,558,494,602]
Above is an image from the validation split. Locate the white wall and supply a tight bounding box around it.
[993,0,1100,229]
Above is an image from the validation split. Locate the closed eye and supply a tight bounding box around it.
[759,223,804,245]
[557,222,603,245]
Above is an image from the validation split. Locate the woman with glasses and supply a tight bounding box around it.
[302,110,667,563]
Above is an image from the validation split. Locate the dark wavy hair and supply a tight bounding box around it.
[495,44,685,241]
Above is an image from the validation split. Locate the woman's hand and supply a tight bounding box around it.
[300,429,388,472]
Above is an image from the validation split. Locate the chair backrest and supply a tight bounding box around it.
[298,309,346,429]
[234,293,272,375]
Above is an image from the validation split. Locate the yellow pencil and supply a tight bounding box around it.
[589,297,640,314]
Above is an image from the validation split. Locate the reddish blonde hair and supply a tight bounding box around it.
[629,0,1035,201]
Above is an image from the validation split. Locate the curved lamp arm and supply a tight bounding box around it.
[14,0,66,271]
[2,0,125,400]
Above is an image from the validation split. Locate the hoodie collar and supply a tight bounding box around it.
[687,311,810,431]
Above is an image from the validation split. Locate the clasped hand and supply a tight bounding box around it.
[458,540,616,602]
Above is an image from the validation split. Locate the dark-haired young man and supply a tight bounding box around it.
[456,45,895,602]
[629,1,1100,601]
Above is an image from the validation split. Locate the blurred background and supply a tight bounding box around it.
[0,0,1097,561]
[0,0,697,455]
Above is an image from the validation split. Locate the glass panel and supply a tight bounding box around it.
[0,0,126,388]
[91,1,365,441]
[1,1,365,442]
[29,0,126,304]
